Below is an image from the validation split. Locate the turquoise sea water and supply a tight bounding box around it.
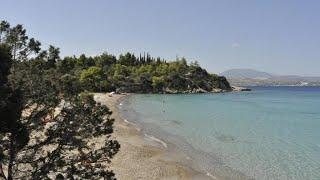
[119,87,320,180]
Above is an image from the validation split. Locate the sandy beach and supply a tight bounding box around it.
[94,93,213,180]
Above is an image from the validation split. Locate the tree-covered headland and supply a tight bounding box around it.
[75,52,231,93]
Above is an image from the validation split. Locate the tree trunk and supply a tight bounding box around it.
[12,48,16,61]
[0,162,7,180]
[7,134,15,180]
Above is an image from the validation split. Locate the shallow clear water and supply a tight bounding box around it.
[120,87,320,180]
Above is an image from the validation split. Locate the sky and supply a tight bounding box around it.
[1,0,320,76]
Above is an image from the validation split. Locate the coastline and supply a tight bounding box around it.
[94,93,212,180]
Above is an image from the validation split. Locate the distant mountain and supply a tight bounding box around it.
[220,69,273,79]
[220,69,320,86]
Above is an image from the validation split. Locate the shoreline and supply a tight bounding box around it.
[94,93,212,179]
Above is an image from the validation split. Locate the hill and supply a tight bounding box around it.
[220,69,273,79]
[221,69,320,86]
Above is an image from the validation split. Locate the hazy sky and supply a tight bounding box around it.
[1,0,320,76]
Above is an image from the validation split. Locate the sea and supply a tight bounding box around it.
[118,86,320,180]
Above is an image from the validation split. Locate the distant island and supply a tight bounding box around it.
[221,69,320,86]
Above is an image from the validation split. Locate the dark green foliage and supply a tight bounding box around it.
[0,21,42,62]
[0,20,119,180]
[0,21,10,43]
[95,53,117,67]
[0,44,29,180]
[80,66,105,92]
[46,45,60,68]
[0,44,11,85]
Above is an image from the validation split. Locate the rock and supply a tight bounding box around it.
[232,86,251,92]
[212,88,223,93]
[164,88,178,94]
[195,88,207,93]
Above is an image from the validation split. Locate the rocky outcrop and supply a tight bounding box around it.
[164,88,208,94]
[193,88,207,93]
